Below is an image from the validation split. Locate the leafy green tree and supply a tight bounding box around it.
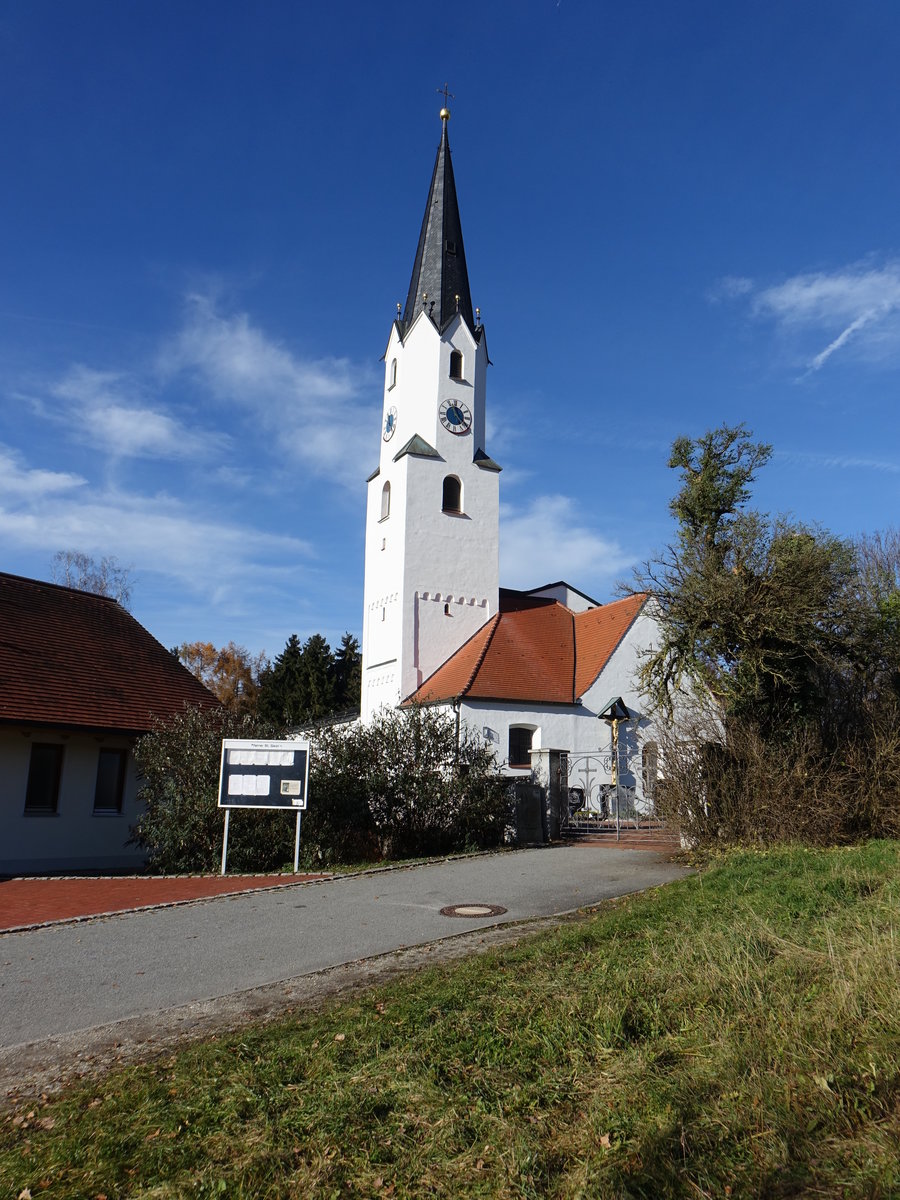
[333,632,362,712]
[635,423,859,741]
[258,631,360,725]
[258,634,306,724]
[301,633,337,719]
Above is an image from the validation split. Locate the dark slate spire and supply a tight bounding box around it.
[401,110,476,337]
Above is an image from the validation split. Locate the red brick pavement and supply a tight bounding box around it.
[0,874,330,932]
[575,831,682,854]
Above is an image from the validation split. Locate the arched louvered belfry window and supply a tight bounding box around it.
[442,475,462,514]
[380,481,391,520]
[449,349,463,380]
[389,358,397,388]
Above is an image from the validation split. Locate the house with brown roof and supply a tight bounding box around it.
[0,572,220,874]
[407,584,659,801]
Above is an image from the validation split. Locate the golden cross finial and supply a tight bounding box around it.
[437,82,454,119]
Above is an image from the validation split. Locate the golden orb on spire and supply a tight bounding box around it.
[440,106,450,121]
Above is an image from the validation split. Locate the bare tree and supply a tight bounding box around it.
[51,550,134,609]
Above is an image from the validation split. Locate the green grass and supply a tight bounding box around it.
[3,842,900,1198]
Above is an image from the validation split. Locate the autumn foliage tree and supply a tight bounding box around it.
[175,641,267,714]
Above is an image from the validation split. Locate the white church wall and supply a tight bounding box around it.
[363,304,498,718]
[454,607,665,799]
[460,699,604,772]
[527,583,597,612]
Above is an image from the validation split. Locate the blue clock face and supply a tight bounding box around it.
[383,406,398,441]
[439,399,472,435]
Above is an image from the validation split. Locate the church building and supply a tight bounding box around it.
[361,107,661,810]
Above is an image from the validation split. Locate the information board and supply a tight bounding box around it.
[217,738,310,812]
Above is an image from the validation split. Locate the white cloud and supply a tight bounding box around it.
[0,448,313,605]
[0,446,86,499]
[709,275,754,302]
[51,364,227,460]
[160,294,375,484]
[776,449,900,475]
[500,495,633,592]
[721,258,900,373]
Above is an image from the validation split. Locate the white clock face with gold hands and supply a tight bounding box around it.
[439,398,472,435]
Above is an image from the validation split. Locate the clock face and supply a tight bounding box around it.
[383,406,398,441]
[439,399,472,435]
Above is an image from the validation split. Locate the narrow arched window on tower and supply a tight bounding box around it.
[389,358,397,389]
[380,481,391,520]
[442,475,462,514]
[449,350,463,380]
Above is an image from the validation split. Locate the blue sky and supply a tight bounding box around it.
[2,1,899,661]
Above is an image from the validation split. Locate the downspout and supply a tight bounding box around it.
[453,696,461,767]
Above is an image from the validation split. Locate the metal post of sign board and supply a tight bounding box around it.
[293,811,302,874]
[612,719,621,842]
[221,808,231,876]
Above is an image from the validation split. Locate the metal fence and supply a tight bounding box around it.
[560,748,664,839]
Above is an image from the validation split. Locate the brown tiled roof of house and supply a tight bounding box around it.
[0,573,220,733]
[409,592,647,706]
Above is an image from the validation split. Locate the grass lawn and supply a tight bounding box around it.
[2,841,899,1198]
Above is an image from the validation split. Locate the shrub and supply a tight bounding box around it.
[131,703,510,873]
[309,706,510,860]
[657,705,900,847]
[131,706,293,873]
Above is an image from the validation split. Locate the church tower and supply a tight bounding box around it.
[361,107,500,721]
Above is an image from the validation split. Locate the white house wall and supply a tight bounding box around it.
[0,728,146,874]
[456,607,664,800]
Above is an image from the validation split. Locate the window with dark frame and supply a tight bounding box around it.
[94,748,128,814]
[24,743,64,813]
[508,727,534,768]
[442,474,462,513]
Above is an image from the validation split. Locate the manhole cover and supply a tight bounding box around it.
[439,903,507,919]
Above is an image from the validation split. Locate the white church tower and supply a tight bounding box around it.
[361,106,500,721]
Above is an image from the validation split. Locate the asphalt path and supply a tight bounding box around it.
[0,846,689,1050]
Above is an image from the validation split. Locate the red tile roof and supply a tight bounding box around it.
[0,573,220,733]
[410,592,647,706]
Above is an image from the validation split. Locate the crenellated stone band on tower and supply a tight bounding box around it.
[361,108,501,722]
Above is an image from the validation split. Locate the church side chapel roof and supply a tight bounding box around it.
[0,573,220,734]
[399,112,477,339]
[408,592,647,707]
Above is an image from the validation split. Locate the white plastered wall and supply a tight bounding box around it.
[0,728,146,874]
[457,607,666,800]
